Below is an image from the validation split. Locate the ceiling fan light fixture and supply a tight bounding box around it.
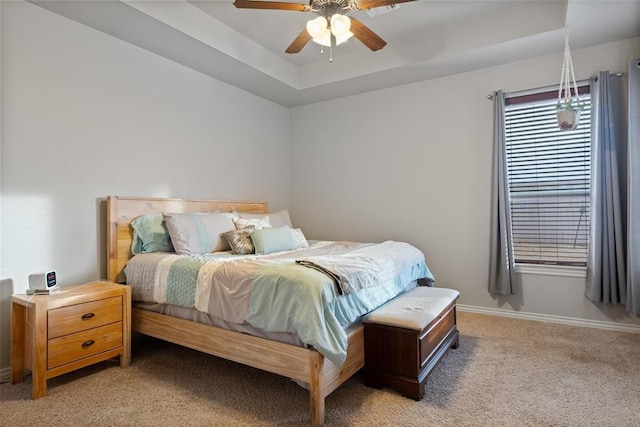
[307,13,353,48]
[306,16,328,39]
[330,14,351,37]
[312,28,332,47]
[335,30,354,45]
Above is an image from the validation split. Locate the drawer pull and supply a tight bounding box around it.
[81,340,95,348]
[81,313,95,320]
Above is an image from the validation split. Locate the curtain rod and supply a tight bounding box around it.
[486,73,626,100]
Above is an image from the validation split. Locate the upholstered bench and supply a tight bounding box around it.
[363,286,460,400]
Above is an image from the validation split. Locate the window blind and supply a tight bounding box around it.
[504,89,591,266]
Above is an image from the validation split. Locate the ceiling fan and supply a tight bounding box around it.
[233,0,415,57]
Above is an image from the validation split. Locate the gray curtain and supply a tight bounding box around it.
[585,71,628,306]
[627,58,640,315]
[489,90,516,295]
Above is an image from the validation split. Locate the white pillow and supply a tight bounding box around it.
[238,210,292,228]
[163,212,236,255]
[290,228,309,249]
[223,211,240,221]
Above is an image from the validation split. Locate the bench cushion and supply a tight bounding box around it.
[363,286,460,331]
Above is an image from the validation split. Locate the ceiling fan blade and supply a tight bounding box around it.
[233,1,311,12]
[349,18,387,51]
[285,28,313,54]
[356,0,416,10]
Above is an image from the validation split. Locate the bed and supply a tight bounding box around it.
[106,196,432,425]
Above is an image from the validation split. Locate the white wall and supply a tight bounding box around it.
[290,37,640,327]
[0,2,290,370]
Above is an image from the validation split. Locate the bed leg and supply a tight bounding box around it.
[309,351,325,426]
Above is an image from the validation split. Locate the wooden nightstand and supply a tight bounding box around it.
[11,281,131,398]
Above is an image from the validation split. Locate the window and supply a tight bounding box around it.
[504,86,591,267]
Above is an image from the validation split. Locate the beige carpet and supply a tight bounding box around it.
[2,312,639,426]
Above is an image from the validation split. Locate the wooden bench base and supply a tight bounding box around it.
[364,299,459,400]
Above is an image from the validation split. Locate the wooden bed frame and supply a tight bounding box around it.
[106,196,364,426]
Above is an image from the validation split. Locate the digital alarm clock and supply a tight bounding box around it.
[29,271,58,291]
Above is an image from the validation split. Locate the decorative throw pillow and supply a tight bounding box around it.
[130,213,174,254]
[239,210,292,228]
[251,225,297,255]
[222,228,255,255]
[163,212,236,255]
[290,228,309,249]
[234,216,271,230]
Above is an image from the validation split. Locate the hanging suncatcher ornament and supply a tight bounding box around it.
[556,32,583,131]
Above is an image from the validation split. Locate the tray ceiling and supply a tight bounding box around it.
[29,0,640,107]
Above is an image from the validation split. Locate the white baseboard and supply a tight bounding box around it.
[0,367,10,384]
[457,304,640,334]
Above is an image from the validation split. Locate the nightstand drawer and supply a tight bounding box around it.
[48,322,123,369]
[48,296,122,339]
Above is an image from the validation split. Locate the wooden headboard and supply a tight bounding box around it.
[106,196,268,283]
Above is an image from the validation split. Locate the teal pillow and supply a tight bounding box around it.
[251,226,297,255]
[131,214,174,254]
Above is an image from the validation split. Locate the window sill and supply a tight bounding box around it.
[515,263,586,278]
